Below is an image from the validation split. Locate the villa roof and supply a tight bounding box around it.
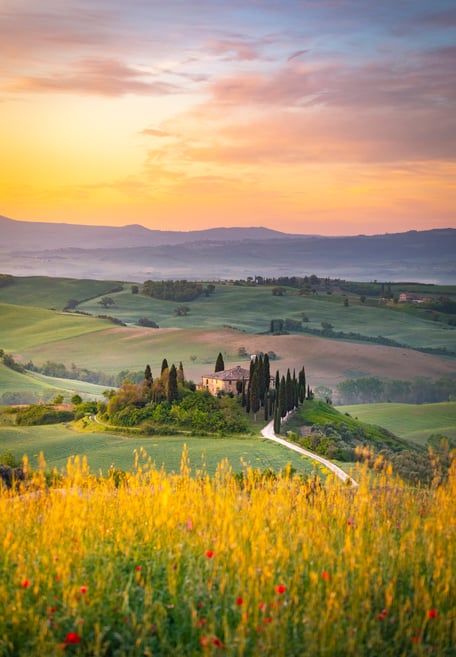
[202,366,250,381]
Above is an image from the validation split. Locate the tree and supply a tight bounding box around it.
[98,297,115,308]
[71,394,82,406]
[298,366,306,404]
[174,305,189,316]
[167,364,178,403]
[263,353,271,392]
[144,364,153,387]
[279,376,287,418]
[215,352,225,372]
[249,368,261,420]
[53,394,64,405]
[177,361,185,384]
[161,359,169,374]
[131,285,139,294]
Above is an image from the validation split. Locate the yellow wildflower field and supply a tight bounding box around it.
[0,451,454,656]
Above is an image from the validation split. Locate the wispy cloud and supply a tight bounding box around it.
[8,58,181,96]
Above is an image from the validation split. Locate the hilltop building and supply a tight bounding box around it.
[201,365,250,396]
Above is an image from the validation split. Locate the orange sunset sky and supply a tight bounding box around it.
[1,0,455,235]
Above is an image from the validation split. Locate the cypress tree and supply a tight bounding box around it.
[167,364,178,403]
[250,368,261,419]
[279,376,287,418]
[274,402,281,434]
[215,352,225,372]
[298,366,306,404]
[161,358,169,374]
[275,370,280,391]
[144,364,153,387]
[286,369,293,412]
[241,378,247,408]
[177,361,185,384]
[263,353,271,391]
[257,354,265,403]
[263,392,269,421]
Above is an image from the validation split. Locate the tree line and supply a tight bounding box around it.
[335,376,456,405]
[142,280,215,302]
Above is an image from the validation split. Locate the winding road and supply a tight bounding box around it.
[261,420,358,486]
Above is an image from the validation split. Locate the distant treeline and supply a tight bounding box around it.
[142,280,215,302]
[24,360,144,388]
[335,376,456,405]
[0,350,148,388]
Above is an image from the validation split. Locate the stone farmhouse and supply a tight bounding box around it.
[201,365,250,396]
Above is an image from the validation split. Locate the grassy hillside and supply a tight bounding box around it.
[0,276,123,310]
[0,363,107,403]
[0,302,111,351]
[0,418,320,476]
[284,400,413,453]
[338,402,456,445]
[2,300,455,389]
[77,284,456,352]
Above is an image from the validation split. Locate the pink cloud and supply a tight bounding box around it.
[8,58,180,96]
[205,38,263,61]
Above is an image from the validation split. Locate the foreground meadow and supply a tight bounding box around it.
[0,454,454,657]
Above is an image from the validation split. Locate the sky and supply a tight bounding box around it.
[1,0,455,235]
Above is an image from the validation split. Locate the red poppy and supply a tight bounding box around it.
[80,585,88,594]
[236,597,243,606]
[135,565,142,572]
[64,632,81,645]
[21,579,30,588]
[212,637,224,648]
[427,609,437,619]
[275,584,286,594]
[205,550,214,558]
[321,571,331,581]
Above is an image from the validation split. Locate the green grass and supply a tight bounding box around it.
[78,284,456,351]
[0,419,321,476]
[0,276,123,310]
[338,401,456,445]
[0,363,107,402]
[0,302,111,351]
[283,400,413,452]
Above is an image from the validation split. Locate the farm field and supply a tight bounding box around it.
[77,284,456,352]
[0,419,321,477]
[338,401,456,445]
[1,301,455,391]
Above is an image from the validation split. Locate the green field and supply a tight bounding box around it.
[77,284,456,351]
[0,363,107,403]
[0,420,321,476]
[338,401,456,444]
[0,302,110,351]
[0,276,122,310]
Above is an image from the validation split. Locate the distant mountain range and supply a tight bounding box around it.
[1,215,455,283]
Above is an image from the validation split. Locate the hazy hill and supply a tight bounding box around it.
[0,215,291,250]
[0,215,455,283]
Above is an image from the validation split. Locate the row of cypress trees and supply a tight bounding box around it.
[227,352,311,433]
